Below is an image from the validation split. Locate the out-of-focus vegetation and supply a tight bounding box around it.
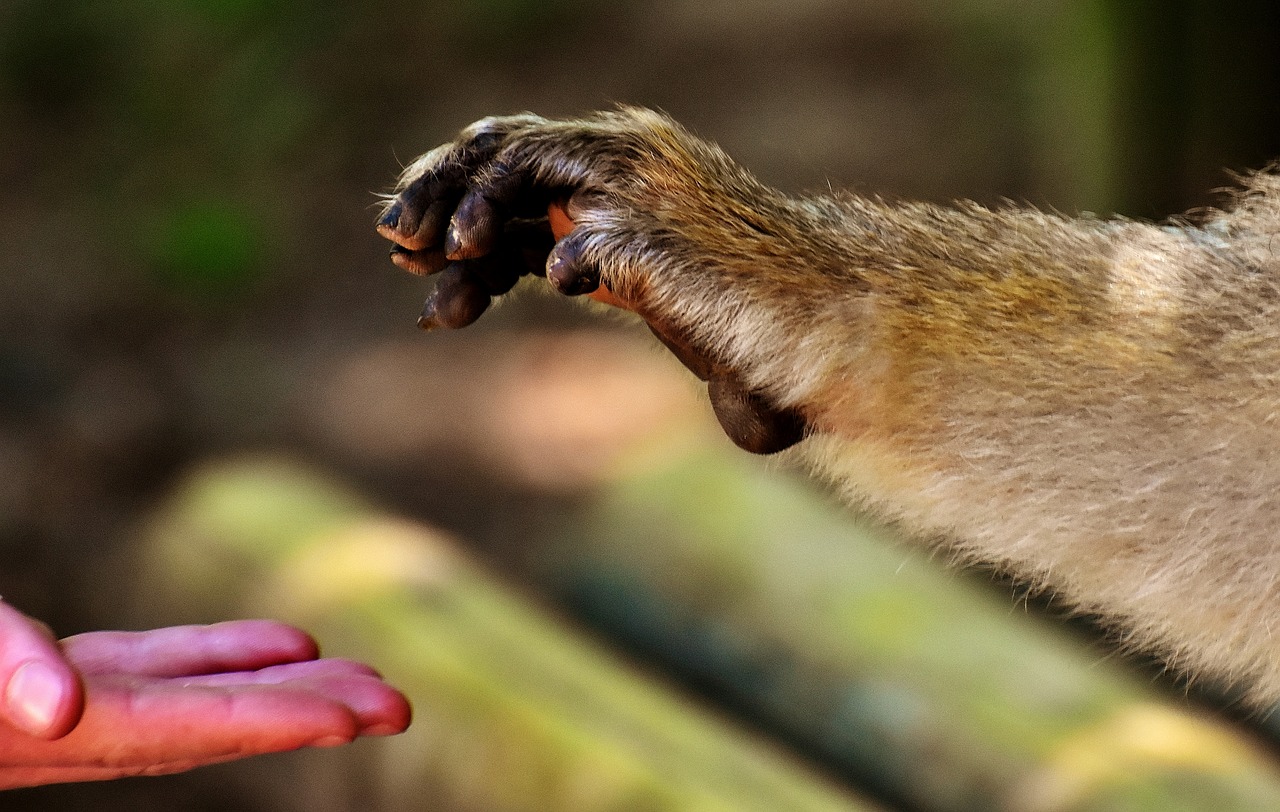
[127,456,878,812]
[2,1,1280,810]
[84,451,1280,811]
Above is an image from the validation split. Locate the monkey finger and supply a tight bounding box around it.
[375,200,405,240]
[707,374,806,455]
[446,159,555,258]
[466,249,529,297]
[378,162,467,250]
[445,191,504,261]
[545,200,637,309]
[389,245,450,277]
[380,118,536,250]
[440,217,556,297]
[418,264,491,330]
[504,217,557,278]
[545,231,601,296]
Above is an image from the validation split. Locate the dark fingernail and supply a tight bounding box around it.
[547,253,599,296]
[418,294,448,330]
[444,223,463,260]
[377,202,402,230]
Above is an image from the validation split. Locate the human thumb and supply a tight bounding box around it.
[0,600,83,739]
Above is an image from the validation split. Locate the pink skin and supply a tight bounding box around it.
[0,601,411,789]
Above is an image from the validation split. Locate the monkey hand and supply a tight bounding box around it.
[376,108,810,454]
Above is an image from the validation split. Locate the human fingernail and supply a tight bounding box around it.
[362,722,405,736]
[4,660,65,736]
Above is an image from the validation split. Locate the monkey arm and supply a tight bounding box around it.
[377,109,1280,705]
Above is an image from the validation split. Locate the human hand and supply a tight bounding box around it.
[0,604,410,789]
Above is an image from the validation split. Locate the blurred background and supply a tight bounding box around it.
[3,1,1280,810]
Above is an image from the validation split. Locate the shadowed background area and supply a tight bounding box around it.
[3,1,1280,810]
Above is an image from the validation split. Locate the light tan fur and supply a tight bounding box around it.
[380,109,1280,704]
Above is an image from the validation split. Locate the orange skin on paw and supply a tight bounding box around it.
[548,202,631,310]
[546,200,575,243]
[549,200,710,376]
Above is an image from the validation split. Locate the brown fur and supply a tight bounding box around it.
[380,109,1280,704]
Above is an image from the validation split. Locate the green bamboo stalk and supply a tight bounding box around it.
[130,456,878,812]
[539,445,1280,812]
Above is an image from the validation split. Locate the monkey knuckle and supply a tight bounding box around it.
[398,117,530,193]
[457,116,505,143]
[396,143,451,189]
[458,113,538,145]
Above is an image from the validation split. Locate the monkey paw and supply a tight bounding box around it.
[376,108,806,454]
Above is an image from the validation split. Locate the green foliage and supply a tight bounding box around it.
[144,199,265,298]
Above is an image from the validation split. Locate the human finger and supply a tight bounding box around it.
[0,601,83,739]
[0,676,361,779]
[61,620,320,679]
[179,659,412,736]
